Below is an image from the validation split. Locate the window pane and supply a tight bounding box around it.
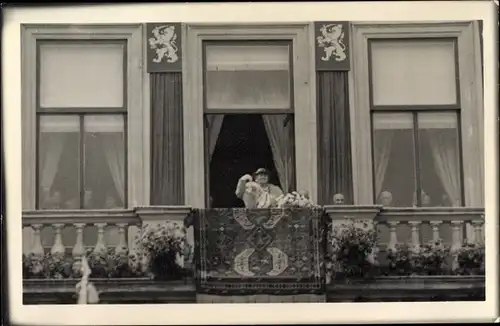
[84,115,125,209]
[371,40,457,106]
[373,113,415,207]
[205,44,290,110]
[39,42,124,108]
[418,112,462,207]
[38,115,80,209]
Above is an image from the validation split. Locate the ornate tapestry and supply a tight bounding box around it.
[194,207,325,296]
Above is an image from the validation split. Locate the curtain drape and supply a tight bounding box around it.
[317,72,353,204]
[427,129,461,206]
[262,114,294,193]
[40,134,65,195]
[206,115,225,161]
[150,73,184,205]
[101,134,125,204]
[373,131,394,199]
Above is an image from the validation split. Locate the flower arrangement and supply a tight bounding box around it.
[455,242,485,275]
[22,248,147,280]
[386,240,450,276]
[411,239,450,275]
[134,222,186,280]
[23,253,46,279]
[276,191,317,208]
[326,218,378,281]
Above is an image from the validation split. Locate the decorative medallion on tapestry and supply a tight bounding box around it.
[314,21,350,71]
[194,208,326,295]
[146,23,182,73]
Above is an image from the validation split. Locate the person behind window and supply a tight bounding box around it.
[105,195,118,209]
[378,190,393,206]
[421,192,432,207]
[84,190,93,209]
[46,190,62,209]
[64,197,79,209]
[333,193,345,205]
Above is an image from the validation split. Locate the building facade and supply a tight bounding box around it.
[21,21,484,261]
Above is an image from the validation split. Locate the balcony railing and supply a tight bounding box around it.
[22,205,485,303]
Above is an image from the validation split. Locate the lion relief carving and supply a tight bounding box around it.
[148,25,179,64]
[316,23,347,62]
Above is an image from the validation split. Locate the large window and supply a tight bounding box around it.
[369,38,463,207]
[36,41,127,210]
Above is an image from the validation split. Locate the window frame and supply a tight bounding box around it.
[202,39,295,114]
[183,23,317,208]
[349,21,484,207]
[21,24,149,210]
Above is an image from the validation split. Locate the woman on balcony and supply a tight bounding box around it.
[235,168,284,208]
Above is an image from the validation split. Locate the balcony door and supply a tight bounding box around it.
[184,24,316,209]
[202,41,296,208]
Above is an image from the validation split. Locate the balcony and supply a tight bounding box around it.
[22,205,485,304]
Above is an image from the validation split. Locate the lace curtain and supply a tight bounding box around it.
[262,115,294,193]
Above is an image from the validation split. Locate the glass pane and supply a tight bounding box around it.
[84,115,125,209]
[418,112,462,207]
[371,40,457,106]
[205,44,290,110]
[38,115,80,209]
[373,113,416,207]
[39,42,124,108]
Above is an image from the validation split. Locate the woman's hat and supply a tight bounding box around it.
[253,168,270,178]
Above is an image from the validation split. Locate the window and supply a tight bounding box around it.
[36,41,127,210]
[204,43,292,111]
[369,39,463,207]
[184,24,315,208]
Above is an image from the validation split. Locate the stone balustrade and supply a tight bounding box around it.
[23,205,484,274]
[325,205,485,270]
[22,206,193,264]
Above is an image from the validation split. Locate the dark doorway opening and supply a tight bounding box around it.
[208,114,280,208]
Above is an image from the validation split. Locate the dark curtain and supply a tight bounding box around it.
[317,71,353,204]
[150,73,184,205]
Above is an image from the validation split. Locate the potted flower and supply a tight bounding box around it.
[386,243,413,276]
[107,248,145,278]
[456,242,485,275]
[43,252,75,279]
[85,248,111,278]
[23,253,46,279]
[327,219,378,282]
[411,239,450,276]
[135,222,186,280]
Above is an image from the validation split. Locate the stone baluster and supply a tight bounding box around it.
[93,223,107,254]
[115,223,129,255]
[387,221,399,251]
[409,221,421,251]
[471,220,484,246]
[430,221,442,242]
[450,220,464,271]
[31,224,45,257]
[72,223,86,259]
[50,223,66,255]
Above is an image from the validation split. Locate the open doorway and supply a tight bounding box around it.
[207,114,283,208]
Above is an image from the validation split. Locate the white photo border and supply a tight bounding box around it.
[2,1,498,324]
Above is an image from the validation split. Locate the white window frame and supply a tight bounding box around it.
[349,21,484,207]
[21,24,150,209]
[183,23,317,207]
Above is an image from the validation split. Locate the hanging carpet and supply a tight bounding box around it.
[194,207,325,300]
